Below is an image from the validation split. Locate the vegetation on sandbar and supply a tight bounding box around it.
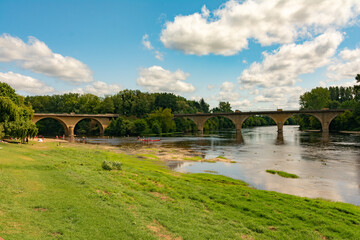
[266,169,299,178]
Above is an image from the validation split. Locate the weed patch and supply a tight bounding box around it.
[266,169,299,178]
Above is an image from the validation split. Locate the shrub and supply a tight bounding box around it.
[102,160,122,170]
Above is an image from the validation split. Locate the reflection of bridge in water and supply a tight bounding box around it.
[174,109,348,134]
[33,113,119,138]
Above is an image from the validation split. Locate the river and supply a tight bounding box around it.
[83,125,360,205]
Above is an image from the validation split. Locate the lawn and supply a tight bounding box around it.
[0,142,359,239]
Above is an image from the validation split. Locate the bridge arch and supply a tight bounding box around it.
[33,116,69,136]
[174,110,346,134]
[32,114,117,138]
[73,117,105,136]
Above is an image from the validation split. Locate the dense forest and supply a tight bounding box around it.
[1,74,359,139]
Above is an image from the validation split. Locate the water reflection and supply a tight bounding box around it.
[84,125,360,205]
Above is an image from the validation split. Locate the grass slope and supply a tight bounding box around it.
[0,142,359,240]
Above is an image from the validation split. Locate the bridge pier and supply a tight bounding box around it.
[68,126,75,138]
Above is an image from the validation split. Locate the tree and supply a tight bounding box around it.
[147,108,175,134]
[0,82,38,142]
[299,87,330,110]
[212,102,232,113]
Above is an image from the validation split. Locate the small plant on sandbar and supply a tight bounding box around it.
[266,169,299,178]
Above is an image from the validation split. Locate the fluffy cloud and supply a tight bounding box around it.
[161,0,360,56]
[0,71,54,94]
[218,81,240,101]
[254,86,305,109]
[327,48,360,81]
[137,65,195,93]
[238,31,343,88]
[70,81,121,96]
[0,34,93,83]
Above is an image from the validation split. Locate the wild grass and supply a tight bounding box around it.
[266,169,299,178]
[183,156,203,161]
[0,142,359,239]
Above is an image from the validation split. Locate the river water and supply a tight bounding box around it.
[84,125,360,205]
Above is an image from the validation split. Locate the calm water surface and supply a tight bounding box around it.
[85,125,360,205]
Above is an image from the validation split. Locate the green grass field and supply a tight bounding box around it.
[0,142,359,239]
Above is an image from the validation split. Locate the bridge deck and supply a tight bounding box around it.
[174,109,347,117]
[34,113,119,118]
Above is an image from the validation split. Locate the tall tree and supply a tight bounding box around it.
[299,87,330,110]
[0,82,38,142]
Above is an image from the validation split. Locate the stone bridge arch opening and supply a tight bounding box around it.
[73,118,104,137]
[34,117,67,137]
[203,116,235,132]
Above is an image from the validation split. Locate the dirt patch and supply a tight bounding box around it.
[96,189,111,195]
[150,192,174,201]
[147,220,182,240]
[268,226,276,231]
[113,145,235,163]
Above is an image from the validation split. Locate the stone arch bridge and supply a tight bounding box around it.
[174,109,348,133]
[33,113,119,138]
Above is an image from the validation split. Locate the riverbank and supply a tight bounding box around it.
[0,142,359,239]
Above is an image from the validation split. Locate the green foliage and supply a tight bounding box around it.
[0,82,38,141]
[266,170,299,178]
[212,101,232,113]
[148,108,175,134]
[300,87,330,110]
[102,160,122,170]
[133,119,148,135]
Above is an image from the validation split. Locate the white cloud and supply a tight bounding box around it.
[70,81,121,96]
[254,86,305,109]
[218,81,240,101]
[142,34,164,61]
[238,31,343,88]
[137,65,195,93]
[230,99,251,109]
[0,71,54,94]
[327,48,360,81]
[0,34,93,83]
[160,0,360,56]
[142,34,153,50]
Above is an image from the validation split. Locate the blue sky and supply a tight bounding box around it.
[0,0,360,110]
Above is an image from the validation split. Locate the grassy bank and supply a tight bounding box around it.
[0,142,359,239]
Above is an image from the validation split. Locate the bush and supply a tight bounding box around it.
[102,160,122,170]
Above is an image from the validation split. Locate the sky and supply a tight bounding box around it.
[0,0,360,111]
